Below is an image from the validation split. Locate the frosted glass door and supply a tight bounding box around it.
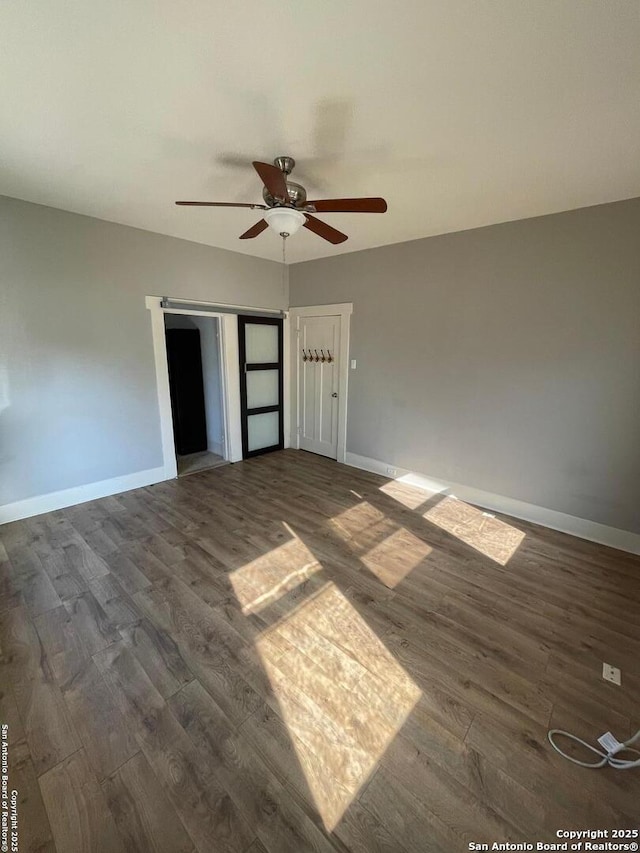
[246,370,279,409]
[245,324,279,363]
[238,315,283,458]
[247,411,279,451]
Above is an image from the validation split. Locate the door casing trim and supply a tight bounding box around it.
[289,303,353,464]
[146,295,244,479]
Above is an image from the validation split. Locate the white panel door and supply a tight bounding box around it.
[298,315,340,459]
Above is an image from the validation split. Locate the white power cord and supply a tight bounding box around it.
[548,728,640,769]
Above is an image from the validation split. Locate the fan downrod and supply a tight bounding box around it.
[274,156,295,175]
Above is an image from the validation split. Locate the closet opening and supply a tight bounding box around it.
[164,313,228,476]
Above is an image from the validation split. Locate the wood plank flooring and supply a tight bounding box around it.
[1,449,638,852]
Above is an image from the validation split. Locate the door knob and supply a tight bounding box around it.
[331,392,338,398]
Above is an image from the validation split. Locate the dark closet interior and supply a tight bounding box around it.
[165,328,208,455]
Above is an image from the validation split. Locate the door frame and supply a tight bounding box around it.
[146,296,255,479]
[289,303,352,464]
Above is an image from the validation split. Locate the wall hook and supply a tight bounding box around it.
[320,349,326,363]
[302,349,308,362]
[314,349,320,362]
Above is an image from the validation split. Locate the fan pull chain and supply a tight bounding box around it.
[281,234,287,297]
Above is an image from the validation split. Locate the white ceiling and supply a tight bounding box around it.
[2,1,640,264]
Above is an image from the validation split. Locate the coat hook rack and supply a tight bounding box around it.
[302,348,333,363]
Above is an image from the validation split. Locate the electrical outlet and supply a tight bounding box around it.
[386,467,398,476]
[602,662,621,685]
[350,359,357,369]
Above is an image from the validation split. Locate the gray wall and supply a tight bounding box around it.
[290,198,640,534]
[0,195,286,506]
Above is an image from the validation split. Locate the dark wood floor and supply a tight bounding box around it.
[1,450,638,852]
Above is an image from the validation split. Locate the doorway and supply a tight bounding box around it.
[290,303,352,463]
[146,296,287,482]
[164,314,228,476]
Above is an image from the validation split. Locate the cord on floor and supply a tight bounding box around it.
[548,728,640,769]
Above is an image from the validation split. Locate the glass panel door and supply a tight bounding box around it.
[246,369,279,409]
[238,315,284,458]
[245,324,279,363]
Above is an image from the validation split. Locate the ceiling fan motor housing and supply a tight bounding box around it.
[262,181,307,209]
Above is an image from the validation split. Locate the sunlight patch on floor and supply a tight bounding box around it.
[255,581,421,830]
[378,480,436,509]
[379,473,447,510]
[361,528,432,588]
[229,533,321,614]
[329,501,432,587]
[424,496,525,565]
[328,500,390,544]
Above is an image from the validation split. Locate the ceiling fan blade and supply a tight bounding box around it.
[252,161,288,202]
[239,219,268,240]
[303,214,348,244]
[307,197,388,213]
[175,201,267,208]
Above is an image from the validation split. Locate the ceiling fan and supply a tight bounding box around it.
[175,156,387,244]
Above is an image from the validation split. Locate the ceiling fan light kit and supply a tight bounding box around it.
[264,207,306,238]
[175,156,388,245]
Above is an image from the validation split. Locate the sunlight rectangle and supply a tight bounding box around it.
[361,527,432,588]
[328,500,388,543]
[329,501,413,566]
[378,479,439,509]
[229,534,322,615]
[424,496,525,565]
[255,581,421,830]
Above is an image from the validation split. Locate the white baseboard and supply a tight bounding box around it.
[345,452,640,556]
[4,452,639,557]
[0,466,167,525]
